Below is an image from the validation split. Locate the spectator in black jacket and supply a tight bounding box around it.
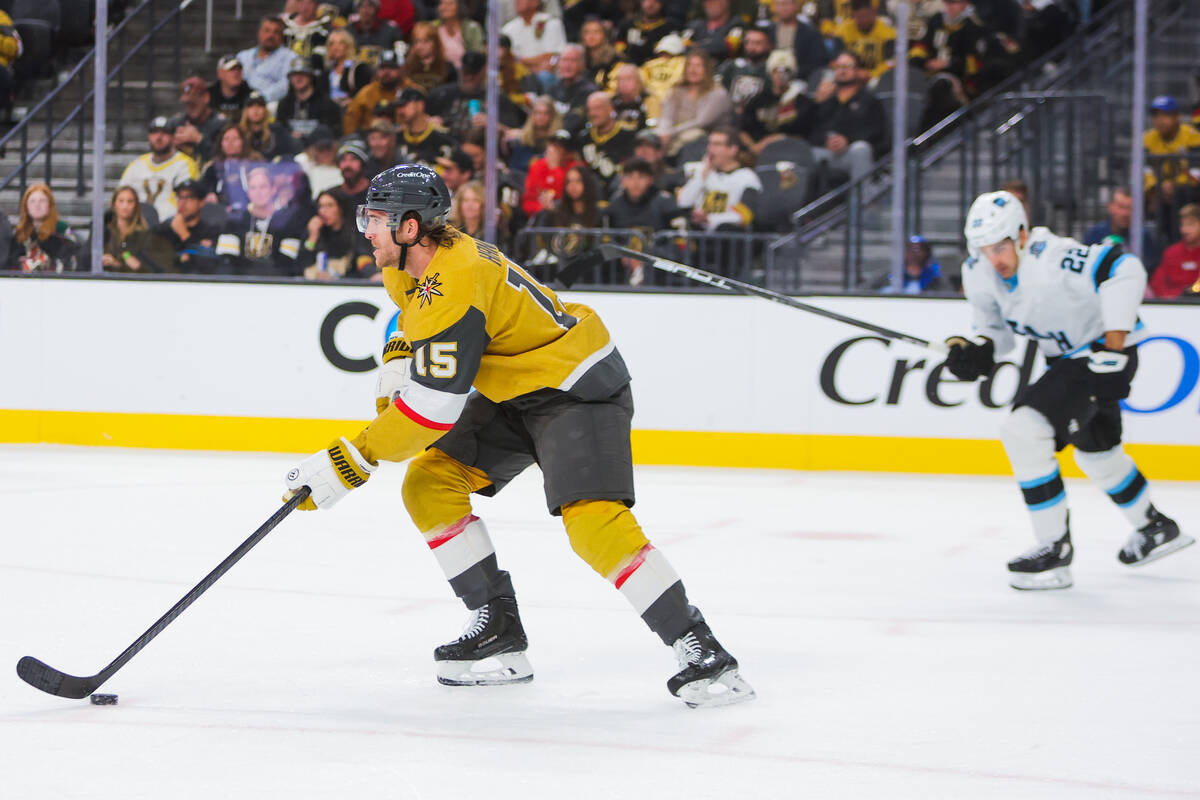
[172,77,226,165]
[807,51,886,185]
[277,56,343,145]
[150,179,221,274]
[210,54,253,122]
[10,183,83,272]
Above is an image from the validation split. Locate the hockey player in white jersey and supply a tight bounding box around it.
[945,190,1193,590]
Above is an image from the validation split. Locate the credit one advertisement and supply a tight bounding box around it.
[1,279,1197,447]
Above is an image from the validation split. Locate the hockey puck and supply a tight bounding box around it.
[89,693,118,705]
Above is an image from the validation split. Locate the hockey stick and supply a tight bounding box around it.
[16,487,311,699]
[586,244,948,354]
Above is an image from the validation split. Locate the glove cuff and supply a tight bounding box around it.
[1087,350,1129,374]
[327,436,376,490]
[382,335,413,364]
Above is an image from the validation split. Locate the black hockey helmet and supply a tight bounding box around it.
[357,163,451,234]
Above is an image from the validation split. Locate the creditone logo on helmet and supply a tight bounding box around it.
[358,163,451,230]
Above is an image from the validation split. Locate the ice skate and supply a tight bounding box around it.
[667,622,755,709]
[1118,507,1194,567]
[1008,532,1074,590]
[435,595,533,686]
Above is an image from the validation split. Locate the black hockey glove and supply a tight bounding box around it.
[944,336,995,381]
[1085,349,1133,401]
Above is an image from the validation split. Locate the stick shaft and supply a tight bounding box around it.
[599,245,947,354]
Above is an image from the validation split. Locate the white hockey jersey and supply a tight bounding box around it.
[961,227,1149,358]
[676,163,763,231]
[119,152,199,222]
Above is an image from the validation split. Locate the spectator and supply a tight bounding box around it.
[532,164,603,265]
[657,48,734,158]
[102,186,171,273]
[632,128,681,190]
[718,22,775,144]
[429,51,528,142]
[499,32,542,107]
[505,94,562,172]
[394,87,457,167]
[347,0,403,63]
[1149,203,1200,299]
[548,44,598,130]
[365,118,400,178]
[215,165,307,277]
[449,179,488,238]
[771,0,829,81]
[375,0,418,37]
[277,56,344,143]
[909,0,1017,131]
[877,235,946,293]
[302,191,376,280]
[325,30,374,108]
[151,179,220,274]
[807,50,887,185]
[119,116,200,222]
[406,21,458,93]
[1081,187,1160,271]
[639,32,687,106]
[616,0,679,66]
[199,122,263,209]
[522,128,581,216]
[210,54,253,122]
[237,15,293,104]
[751,49,816,154]
[239,91,295,160]
[437,148,477,194]
[1144,95,1200,243]
[0,9,21,115]
[10,184,83,272]
[581,17,623,89]
[502,0,568,89]
[604,156,680,232]
[282,0,332,66]
[332,139,372,206]
[612,63,660,130]
[683,0,746,62]
[171,77,225,165]
[434,0,484,71]
[677,126,762,232]
[579,92,639,186]
[295,125,344,197]
[833,0,896,81]
[344,49,413,135]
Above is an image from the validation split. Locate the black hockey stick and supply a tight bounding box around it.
[16,487,311,699]
[586,244,948,354]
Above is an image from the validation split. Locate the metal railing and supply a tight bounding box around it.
[785,0,1185,290]
[0,0,195,201]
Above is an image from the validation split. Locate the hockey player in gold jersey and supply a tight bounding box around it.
[283,164,754,708]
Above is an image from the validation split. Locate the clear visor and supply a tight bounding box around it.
[356,205,371,234]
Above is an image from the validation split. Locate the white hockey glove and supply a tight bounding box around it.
[375,334,414,414]
[283,437,377,511]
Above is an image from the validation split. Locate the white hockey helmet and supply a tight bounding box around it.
[964,190,1027,250]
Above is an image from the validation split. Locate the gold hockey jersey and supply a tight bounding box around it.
[352,232,629,464]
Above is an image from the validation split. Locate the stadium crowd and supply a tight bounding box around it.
[1,0,1196,297]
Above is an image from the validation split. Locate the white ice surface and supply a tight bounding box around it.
[1,445,1198,799]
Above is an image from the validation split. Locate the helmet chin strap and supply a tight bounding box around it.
[391,222,423,272]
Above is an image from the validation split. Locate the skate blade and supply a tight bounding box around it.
[677,669,757,709]
[1121,534,1195,567]
[436,651,534,686]
[1009,566,1073,591]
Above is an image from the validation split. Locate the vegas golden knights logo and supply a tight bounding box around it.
[244,231,275,259]
[701,191,729,214]
[142,178,168,207]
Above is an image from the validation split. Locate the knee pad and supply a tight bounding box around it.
[1001,406,1058,479]
[402,448,491,534]
[560,499,650,580]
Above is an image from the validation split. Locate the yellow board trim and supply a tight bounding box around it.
[2,409,1198,480]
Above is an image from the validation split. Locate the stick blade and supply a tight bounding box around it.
[17,656,98,699]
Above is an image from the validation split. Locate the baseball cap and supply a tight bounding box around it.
[306,124,336,148]
[634,128,662,148]
[461,51,486,75]
[368,118,397,135]
[655,33,684,56]
[436,148,474,174]
[245,90,267,106]
[395,87,426,106]
[549,128,576,148]
[218,54,242,71]
[180,76,208,98]
[288,56,316,76]
[377,49,401,69]
[1150,95,1179,114]
[174,178,205,198]
[337,138,369,162]
[148,115,175,132]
